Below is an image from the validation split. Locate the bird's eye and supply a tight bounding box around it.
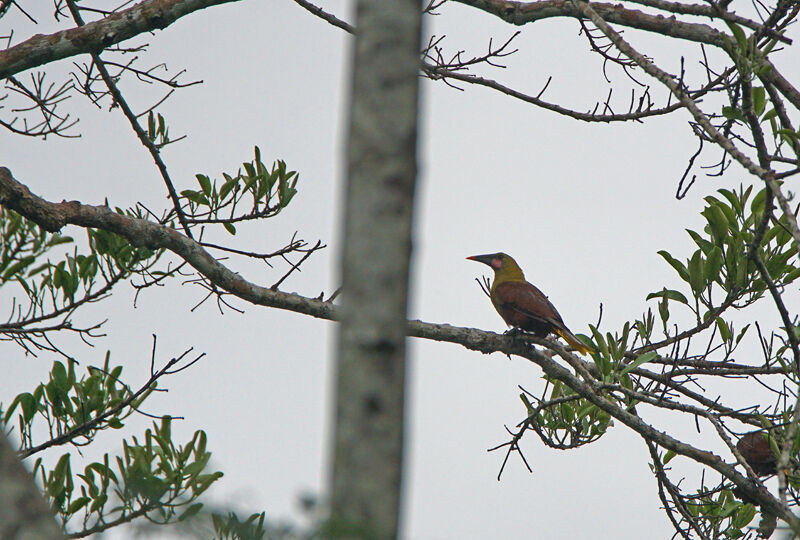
[492,257,502,269]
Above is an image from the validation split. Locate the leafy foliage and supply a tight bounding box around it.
[496,183,800,538]
[0,207,163,355]
[1,147,308,537]
[3,355,143,453]
[180,146,299,235]
[38,417,222,537]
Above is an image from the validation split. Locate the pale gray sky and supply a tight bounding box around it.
[3,1,798,538]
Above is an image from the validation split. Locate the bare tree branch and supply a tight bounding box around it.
[0,0,242,80]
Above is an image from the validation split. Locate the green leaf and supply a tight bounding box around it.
[777,128,799,145]
[3,394,22,422]
[718,188,741,215]
[620,351,657,377]
[519,393,535,415]
[185,461,206,477]
[658,296,669,324]
[223,222,236,235]
[688,250,705,295]
[663,449,676,464]
[193,471,223,496]
[762,108,778,122]
[750,188,767,215]
[766,249,793,278]
[726,21,748,49]
[180,190,205,205]
[589,325,609,360]
[686,229,714,253]
[719,500,741,519]
[242,162,257,179]
[160,415,172,441]
[196,174,212,196]
[53,453,71,486]
[782,266,800,284]
[90,493,108,513]
[219,178,237,200]
[52,361,69,392]
[266,169,279,191]
[87,461,117,483]
[717,318,732,342]
[658,250,690,282]
[752,87,766,116]
[27,263,50,277]
[733,503,756,528]
[20,392,36,423]
[280,187,297,208]
[702,204,729,243]
[67,496,91,514]
[705,246,724,282]
[179,502,204,522]
[50,235,74,246]
[2,255,36,281]
[646,289,688,305]
[722,106,745,122]
[197,431,207,455]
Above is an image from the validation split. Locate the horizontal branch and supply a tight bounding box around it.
[454,0,729,49]
[0,0,243,80]
[422,63,683,122]
[623,0,792,44]
[0,166,795,525]
[0,167,336,318]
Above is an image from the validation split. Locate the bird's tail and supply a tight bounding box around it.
[555,328,592,356]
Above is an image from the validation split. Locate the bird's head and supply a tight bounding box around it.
[467,252,525,281]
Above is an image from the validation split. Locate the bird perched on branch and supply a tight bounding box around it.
[467,252,591,355]
[736,431,777,477]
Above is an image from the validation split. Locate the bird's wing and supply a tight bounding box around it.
[493,281,565,327]
[494,281,591,354]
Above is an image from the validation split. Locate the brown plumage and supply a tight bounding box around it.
[736,431,776,476]
[467,252,591,355]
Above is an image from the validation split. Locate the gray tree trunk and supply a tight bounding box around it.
[0,432,65,540]
[330,1,422,538]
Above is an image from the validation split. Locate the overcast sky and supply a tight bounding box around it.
[4,0,800,538]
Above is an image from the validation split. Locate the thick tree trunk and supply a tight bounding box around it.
[330,1,422,538]
[0,432,65,540]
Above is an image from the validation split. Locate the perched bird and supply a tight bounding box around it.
[467,252,591,355]
[736,431,777,476]
[732,431,777,506]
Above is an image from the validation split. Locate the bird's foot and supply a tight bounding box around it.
[503,328,534,348]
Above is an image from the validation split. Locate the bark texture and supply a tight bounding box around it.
[0,432,65,540]
[330,1,422,538]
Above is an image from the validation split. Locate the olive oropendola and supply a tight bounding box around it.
[467,252,591,355]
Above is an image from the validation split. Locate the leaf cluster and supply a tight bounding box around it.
[683,488,757,540]
[3,355,141,452]
[643,186,798,353]
[520,381,612,450]
[39,417,222,537]
[0,207,163,354]
[180,146,299,235]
